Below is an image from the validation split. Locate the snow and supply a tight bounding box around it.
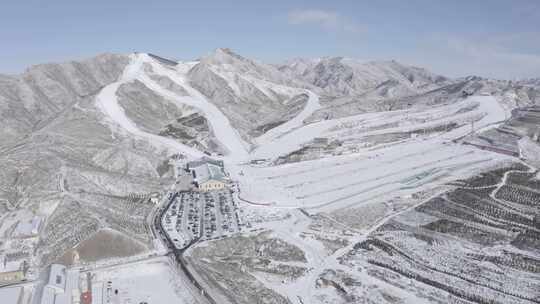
[88,257,198,304]
[94,52,325,166]
[89,52,527,303]
[442,95,508,139]
[249,111,381,160]
[0,260,23,273]
[243,208,438,304]
[235,141,509,212]
[95,53,252,161]
[0,287,22,304]
[206,52,305,102]
[254,90,321,147]
[96,58,512,214]
[251,95,506,160]
[231,94,512,213]
[0,209,35,238]
[95,54,205,158]
[136,55,250,160]
[518,136,540,168]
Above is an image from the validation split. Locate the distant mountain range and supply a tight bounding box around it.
[2,48,538,147]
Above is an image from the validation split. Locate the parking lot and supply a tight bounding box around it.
[160,189,242,250]
[201,190,241,240]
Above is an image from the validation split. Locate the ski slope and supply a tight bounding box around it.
[254,90,321,147]
[232,93,512,212]
[95,54,205,158]
[234,139,511,213]
[250,94,507,160]
[96,52,513,214]
[137,55,250,161]
[95,53,250,161]
[96,53,322,163]
[93,52,524,304]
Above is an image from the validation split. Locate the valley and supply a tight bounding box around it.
[0,49,539,304]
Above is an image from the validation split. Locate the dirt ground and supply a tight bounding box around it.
[56,229,148,265]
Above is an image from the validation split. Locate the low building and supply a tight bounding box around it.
[199,179,228,191]
[13,216,42,238]
[149,192,160,205]
[40,264,79,304]
[0,270,25,285]
[187,157,224,171]
[46,264,67,293]
[188,158,229,192]
[0,258,26,286]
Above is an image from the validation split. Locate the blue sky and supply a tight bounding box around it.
[1,0,540,78]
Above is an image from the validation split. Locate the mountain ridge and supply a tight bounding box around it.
[1,48,540,304]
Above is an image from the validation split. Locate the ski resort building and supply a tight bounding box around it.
[199,179,228,191]
[186,158,224,171]
[187,158,229,191]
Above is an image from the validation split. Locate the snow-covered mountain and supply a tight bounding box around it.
[188,48,314,140]
[0,54,129,145]
[279,56,450,97]
[1,48,540,304]
[276,56,465,121]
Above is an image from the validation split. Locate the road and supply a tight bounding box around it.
[152,190,218,304]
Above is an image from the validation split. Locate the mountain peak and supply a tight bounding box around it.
[203,48,248,65]
[215,47,237,56]
[196,48,296,85]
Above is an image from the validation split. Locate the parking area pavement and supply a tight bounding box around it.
[160,189,242,250]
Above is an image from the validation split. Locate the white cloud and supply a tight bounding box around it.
[288,9,363,33]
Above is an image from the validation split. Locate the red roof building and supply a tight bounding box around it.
[81,291,92,304]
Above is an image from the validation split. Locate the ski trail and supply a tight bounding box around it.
[252,94,507,160]
[95,54,205,158]
[97,53,324,163]
[138,54,250,162]
[254,90,321,147]
[441,95,508,140]
[98,53,505,165]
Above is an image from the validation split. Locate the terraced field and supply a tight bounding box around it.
[344,163,540,303]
